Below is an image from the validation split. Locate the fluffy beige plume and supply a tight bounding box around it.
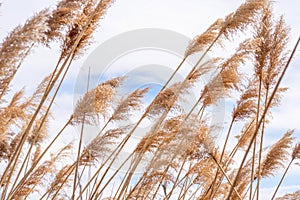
[79,127,129,166]
[221,0,266,37]
[0,75,52,160]
[258,130,294,178]
[27,113,49,145]
[12,144,72,198]
[129,171,174,200]
[233,80,258,121]
[231,159,253,199]
[292,142,300,160]
[134,116,183,154]
[276,190,300,200]
[110,87,149,121]
[0,89,27,134]
[46,164,74,199]
[190,156,219,192]
[72,77,124,125]
[185,0,265,56]
[253,4,289,93]
[263,16,289,89]
[61,0,114,58]
[145,83,182,118]
[45,0,84,42]
[78,88,148,165]
[199,40,258,107]
[130,116,213,199]
[148,116,211,169]
[0,9,50,98]
[201,67,240,107]
[185,19,224,57]
[24,74,52,114]
[31,145,41,166]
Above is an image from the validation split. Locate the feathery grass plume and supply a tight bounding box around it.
[0,89,32,160]
[61,0,114,58]
[186,0,265,57]
[79,127,129,166]
[0,75,52,137]
[77,88,147,172]
[145,83,182,118]
[137,115,211,160]
[263,16,289,90]
[292,142,300,160]
[130,116,212,199]
[192,157,217,184]
[44,0,84,43]
[186,59,220,88]
[0,9,50,99]
[223,38,262,71]
[252,6,289,197]
[31,144,41,166]
[0,97,23,160]
[110,87,149,122]
[132,148,179,199]
[129,171,174,199]
[190,152,221,196]
[276,190,300,200]
[27,113,49,145]
[257,130,294,178]
[71,77,124,125]
[227,36,300,199]
[185,19,224,57]
[201,67,240,107]
[199,42,255,107]
[12,144,72,199]
[253,4,272,80]
[0,89,27,133]
[232,80,258,121]
[134,115,183,154]
[199,147,233,199]
[7,131,23,162]
[234,119,257,151]
[74,0,114,56]
[46,164,74,199]
[0,75,51,159]
[12,159,55,198]
[221,0,266,38]
[151,118,211,183]
[0,136,9,160]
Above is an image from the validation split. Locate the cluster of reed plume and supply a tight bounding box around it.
[0,0,299,199]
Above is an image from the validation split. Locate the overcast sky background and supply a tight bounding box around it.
[1,0,300,199]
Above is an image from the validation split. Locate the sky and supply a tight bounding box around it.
[0,0,300,199]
